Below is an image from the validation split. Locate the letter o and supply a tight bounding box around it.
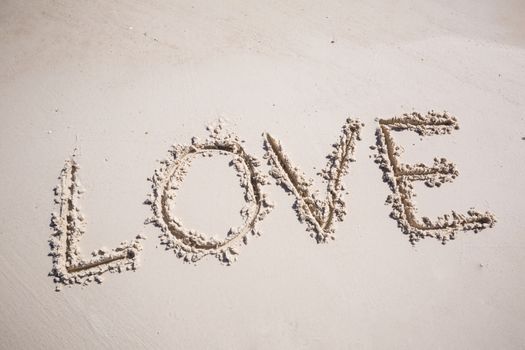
[149,136,269,264]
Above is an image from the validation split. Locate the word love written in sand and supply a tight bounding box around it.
[49,112,496,290]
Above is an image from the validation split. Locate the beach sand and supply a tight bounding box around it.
[1,0,524,348]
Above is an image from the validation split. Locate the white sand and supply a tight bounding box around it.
[1,0,525,348]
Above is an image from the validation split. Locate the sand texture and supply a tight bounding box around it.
[1,0,525,349]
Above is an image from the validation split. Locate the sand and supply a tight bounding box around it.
[1,0,525,349]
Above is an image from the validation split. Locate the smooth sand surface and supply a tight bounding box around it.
[1,1,524,348]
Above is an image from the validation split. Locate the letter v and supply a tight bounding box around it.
[263,118,363,242]
[49,158,144,290]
